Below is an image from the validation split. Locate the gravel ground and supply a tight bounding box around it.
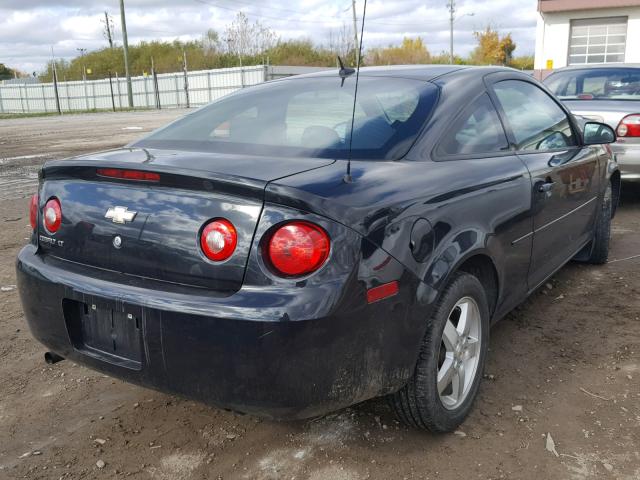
[0,111,638,480]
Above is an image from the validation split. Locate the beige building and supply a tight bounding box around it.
[534,0,640,70]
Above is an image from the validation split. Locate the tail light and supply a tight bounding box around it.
[266,221,330,277]
[43,198,62,234]
[616,114,640,137]
[29,194,38,231]
[97,168,161,182]
[200,219,237,262]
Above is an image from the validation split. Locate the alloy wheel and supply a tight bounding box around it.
[437,296,482,410]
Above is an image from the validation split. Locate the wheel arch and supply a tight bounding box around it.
[453,253,500,320]
[419,231,503,322]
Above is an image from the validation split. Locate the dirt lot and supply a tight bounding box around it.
[0,111,638,480]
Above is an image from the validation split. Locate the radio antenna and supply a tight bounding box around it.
[344,0,367,184]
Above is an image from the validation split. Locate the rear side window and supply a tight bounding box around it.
[438,94,509,156]
[134,77,439,160]
[493,80,577,152]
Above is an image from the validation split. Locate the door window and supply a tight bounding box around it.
[438,94,509,156]
[493,80,577,152]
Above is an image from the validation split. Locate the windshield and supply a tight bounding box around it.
[133,76,439,160]
[545,68,640,101]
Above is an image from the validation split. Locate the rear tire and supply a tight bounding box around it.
[586,182,612,265]
[389,272,489,432]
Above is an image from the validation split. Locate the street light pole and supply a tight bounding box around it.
[119,0,134,108]
[351,0,359,62]
[448,1,455,64]
[447,1,473,65]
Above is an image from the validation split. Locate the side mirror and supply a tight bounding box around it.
[583,122,616,145]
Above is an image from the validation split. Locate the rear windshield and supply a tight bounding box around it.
[133,76,439,160]
[545,68,640,101]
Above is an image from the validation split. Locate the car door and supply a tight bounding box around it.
[488,76,600,290]
[432,92,534,315]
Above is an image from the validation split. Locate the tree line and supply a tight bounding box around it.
[32,13,533,82]
[0,63,25,80]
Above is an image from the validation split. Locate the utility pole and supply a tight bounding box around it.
[119,0,134,108]
[351,0,359,63]
[448,0,455,64]
[77,47,89,110]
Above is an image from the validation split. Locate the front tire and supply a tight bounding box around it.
[586,182,612,265]
[389,272,489,432]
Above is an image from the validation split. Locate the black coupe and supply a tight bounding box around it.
[17,66,619,432]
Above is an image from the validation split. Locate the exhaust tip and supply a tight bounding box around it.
[44,352,64,365]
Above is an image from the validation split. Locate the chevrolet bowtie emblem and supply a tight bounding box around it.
[105,206,137,224]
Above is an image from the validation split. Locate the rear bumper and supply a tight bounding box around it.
[17,245,422,419]
[612,142,640,179]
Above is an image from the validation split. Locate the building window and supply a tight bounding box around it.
[568,17,627,65]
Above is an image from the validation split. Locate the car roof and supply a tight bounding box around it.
[552,63,640,72]
[285,64,517,82]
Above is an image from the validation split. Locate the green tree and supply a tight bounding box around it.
[203,29,222,55]
[368,37,431,65]
[0,63,26,80]
[509,55,534,70]
[224,12,278,58]
[264,40,335,67]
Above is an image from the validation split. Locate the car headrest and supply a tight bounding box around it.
[301,126,341,149]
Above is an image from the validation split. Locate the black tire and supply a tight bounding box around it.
[586,182,612,265]
[389,272,490,432]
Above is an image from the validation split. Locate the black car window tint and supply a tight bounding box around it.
[494,80,577,152]
[135,77,440,161]
[438,94,509,156]
[286,90,367,147]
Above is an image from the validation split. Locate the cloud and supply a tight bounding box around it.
[0,0,538,73]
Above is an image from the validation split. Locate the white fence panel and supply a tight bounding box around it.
[0,65,267,114]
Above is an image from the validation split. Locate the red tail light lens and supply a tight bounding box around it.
[43,198,62,234]
[617,114,640,137]
[29,194,38,231]
[267,221,330,277]
[200,219,237,262]
[97,168,161,182]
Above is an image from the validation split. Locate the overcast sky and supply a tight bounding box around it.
[0,0,539,74]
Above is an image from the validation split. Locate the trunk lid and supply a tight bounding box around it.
[38,148,334,294]
[564,99,638,130]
